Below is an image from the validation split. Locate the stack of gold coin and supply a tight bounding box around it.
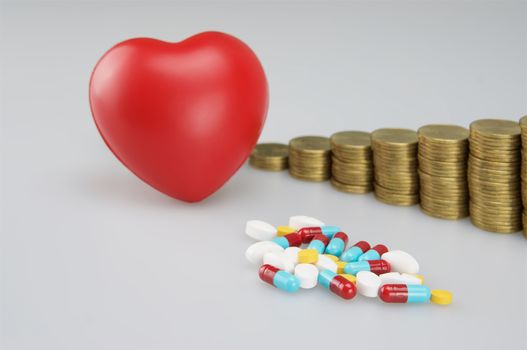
[288,136,331,181]
[249,143,289,171]
[417,125,470,220]
[371,129,419,206]
[519,116,527,238]
[468,119,522,233]
[330,131,373,193]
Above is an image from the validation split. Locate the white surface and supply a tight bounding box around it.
[263,251,294,273]
[382,250,420,274]
[1,1,527,350]
[288,215,325,229]
[283,246,301,264]
[357,271,382,297]
[293,263,318,289]
[380,272,422,286]
[315,253,338,272]
[245,241,284,264]
[245,220,277,241]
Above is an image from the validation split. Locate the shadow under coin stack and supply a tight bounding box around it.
[371,129,419,206]
[249,143,289,171]
[330,131,374,193]
[468,119,522,233]
[288,136,331,181]
[417,125,470,219]
[519,116,527,238]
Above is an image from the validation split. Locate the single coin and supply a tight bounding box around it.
[418,124,469,143]
[251,143,288,158]
[289,136,331,153]
[470,119,521,138]
[331,131,371,149]
[371,128,418,147]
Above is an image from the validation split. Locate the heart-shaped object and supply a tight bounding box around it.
[89,32,268,202]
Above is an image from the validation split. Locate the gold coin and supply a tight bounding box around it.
[470,216,521,234]
[251,143,288,158]
[331,178,373,194]
[371,128,418,147]
[289,136,331,153]
[374,186,419,206]
[331,131,371,149]
[470,119,521,139]
[420,205,469,220]
[418,124,469,143]
[249,143,289,171]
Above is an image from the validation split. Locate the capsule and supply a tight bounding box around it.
[358,244,389,261]
[340,241,371,262]
[344,259,391,276]
[297,226,340,243]
[272,232,302,249]
[318,269,357,300]
[379,284,431,303]
[276,225,297,237]
[307,234,329,254]
[325,232,349,257]
[259,264,300,293]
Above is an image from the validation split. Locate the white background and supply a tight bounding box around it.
[1,1,527,349]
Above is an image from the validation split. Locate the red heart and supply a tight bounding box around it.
[89,32,268,202]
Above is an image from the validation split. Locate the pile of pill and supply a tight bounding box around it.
[245,215,452,304]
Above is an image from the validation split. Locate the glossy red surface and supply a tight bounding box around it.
[333,232,349,245]
[353,241,371,253]
[312,234,329,246]
[259,264,278,285]
[90,32,268,202]
[368,259,391,275]
[329,275,357,300]
[372,244,389,256]
[379,284,409,303]
[298,227,322,243]
[284,233,303,247]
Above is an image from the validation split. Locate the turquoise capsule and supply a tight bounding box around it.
[358,244,389,261]
[341,241,371,262]
[307,234,329,254]
[272,236,289,249]
[274,271,301,292]
[318,268,337,288]
[407,285,431,303]
[344,260,370,275]
[325,232,349,257]
[344,260,391,275]
[320,226,340,239]
[259,264,300,293]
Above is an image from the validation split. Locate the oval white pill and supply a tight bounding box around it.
[315,254,338,273]
[245,220,277,241]
[356,271,381,298]
[381,250,419,274]
[294,264,319,289]
[379,272,422,285]
[284,246,302,264]
[263,251,295,273]
[245,241,284,265]
[288,215,325,229]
